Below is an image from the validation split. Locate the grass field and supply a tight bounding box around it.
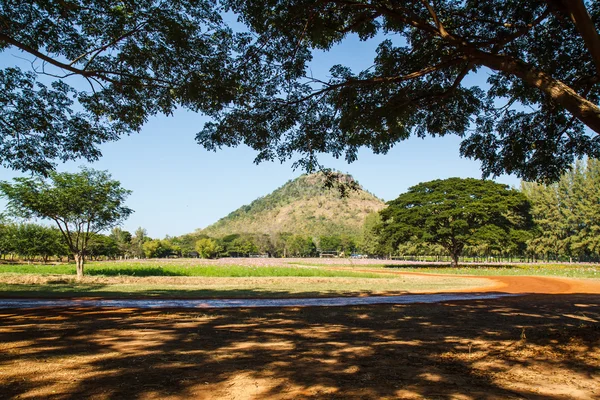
[382,263,600,278]
[0,259,492,298]
[289,260,600,278]
[0,261,388,278]
[1,258,599,298]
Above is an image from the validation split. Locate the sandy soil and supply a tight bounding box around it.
[331,268,600,295]
[0,274,599,399]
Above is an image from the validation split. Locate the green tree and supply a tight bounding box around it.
[87,233,120,260]
[229,235,258,256]
[286,235,316,257]
[522,159,600,261]
[318,235,342,252]
[130,227,148,259]
[361,212,390,257]
[142,239,161,258]
[12,223,65,262]
[110,227,133,258]
[379,178,533,266]
[0,168,132,278]
[199,0,600,183]
[0,0,242,175]
[195,238,222,259]
[172,233,207,257]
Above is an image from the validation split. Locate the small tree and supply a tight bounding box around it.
[0,168,132,278]
[379,178,533,266]
[195,238,222,259]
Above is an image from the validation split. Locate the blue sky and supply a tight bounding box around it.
[0,32,519,238]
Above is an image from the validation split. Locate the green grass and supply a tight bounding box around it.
[288,260,600,278]
[0,274,491,299]
[0,262,389,278]
[382,263,600,278]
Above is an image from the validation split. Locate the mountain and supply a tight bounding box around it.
[199,173,386,238]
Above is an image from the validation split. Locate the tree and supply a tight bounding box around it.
[286,235,316,257]
[379,178,533,266]
[87,233,120,260]
[195,238,222,259]
[0,0,243,175]
[130,227,148,258]
[110,227,133,258]
[361,212,391,257]
[522,159,600,261]
[199,0,600,182]
[0,168,133,278]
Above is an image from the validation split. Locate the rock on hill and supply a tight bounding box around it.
[199,173,385,238]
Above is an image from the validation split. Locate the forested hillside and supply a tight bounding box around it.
[199,173,385,238]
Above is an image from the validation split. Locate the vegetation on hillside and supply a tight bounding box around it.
[3,163,600,265]
[200,172,385,238]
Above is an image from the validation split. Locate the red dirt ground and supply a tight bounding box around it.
[1,274,599,399]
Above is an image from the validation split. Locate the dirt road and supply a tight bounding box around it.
[329,267,600,295]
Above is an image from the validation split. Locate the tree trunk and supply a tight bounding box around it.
[450,252,459,267]
[75,253,85,279]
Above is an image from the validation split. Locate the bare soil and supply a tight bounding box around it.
[0,275,599,399]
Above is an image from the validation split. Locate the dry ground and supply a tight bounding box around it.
[1,274,600,399]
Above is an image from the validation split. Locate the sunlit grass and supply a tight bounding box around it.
[0,261,388,278]
[287,260,600,278]
[381,263,600,278]
[0,273,491,298]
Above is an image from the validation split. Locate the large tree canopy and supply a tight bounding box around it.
[199,0,600,182]
[4,1,600,181]
[0,168,132,278]
[379,178,533,266]
[0,0,244,175]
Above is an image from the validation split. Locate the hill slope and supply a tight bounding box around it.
[199,173,385,238]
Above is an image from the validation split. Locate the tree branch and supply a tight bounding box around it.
[0,33,114,81]
[555,0,600,76]
[68,23,147,68]
[0,33,174,88]
[286,58,465,105]
[475,51,600,134]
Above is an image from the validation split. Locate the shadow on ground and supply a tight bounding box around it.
[0,294,599,399]
[0,284,401,299]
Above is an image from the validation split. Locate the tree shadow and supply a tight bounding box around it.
[0,294,599,399]
[0,284,408,299]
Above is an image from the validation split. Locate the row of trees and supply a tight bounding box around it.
[0,220,363,262]
[194,232,360,259]
[362,160,600,264]
[522,160,600,262]
[1,162,599,270]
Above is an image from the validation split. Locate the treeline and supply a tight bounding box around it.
[362,160,600,263]
[194,232,360,259]
[521,160,600,262]
[4,161,600,264]
[0,221,363,262]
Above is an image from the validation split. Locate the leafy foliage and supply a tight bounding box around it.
[379,178,533,265]
[522,159,600,261]
[200,173,384,239]
[195,238,222,259]
[0,0,243,174]
[0,168,132,276]
[199,0,600,182]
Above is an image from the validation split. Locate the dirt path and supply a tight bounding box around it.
[325,267,600,295]
[1,294,599,399]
